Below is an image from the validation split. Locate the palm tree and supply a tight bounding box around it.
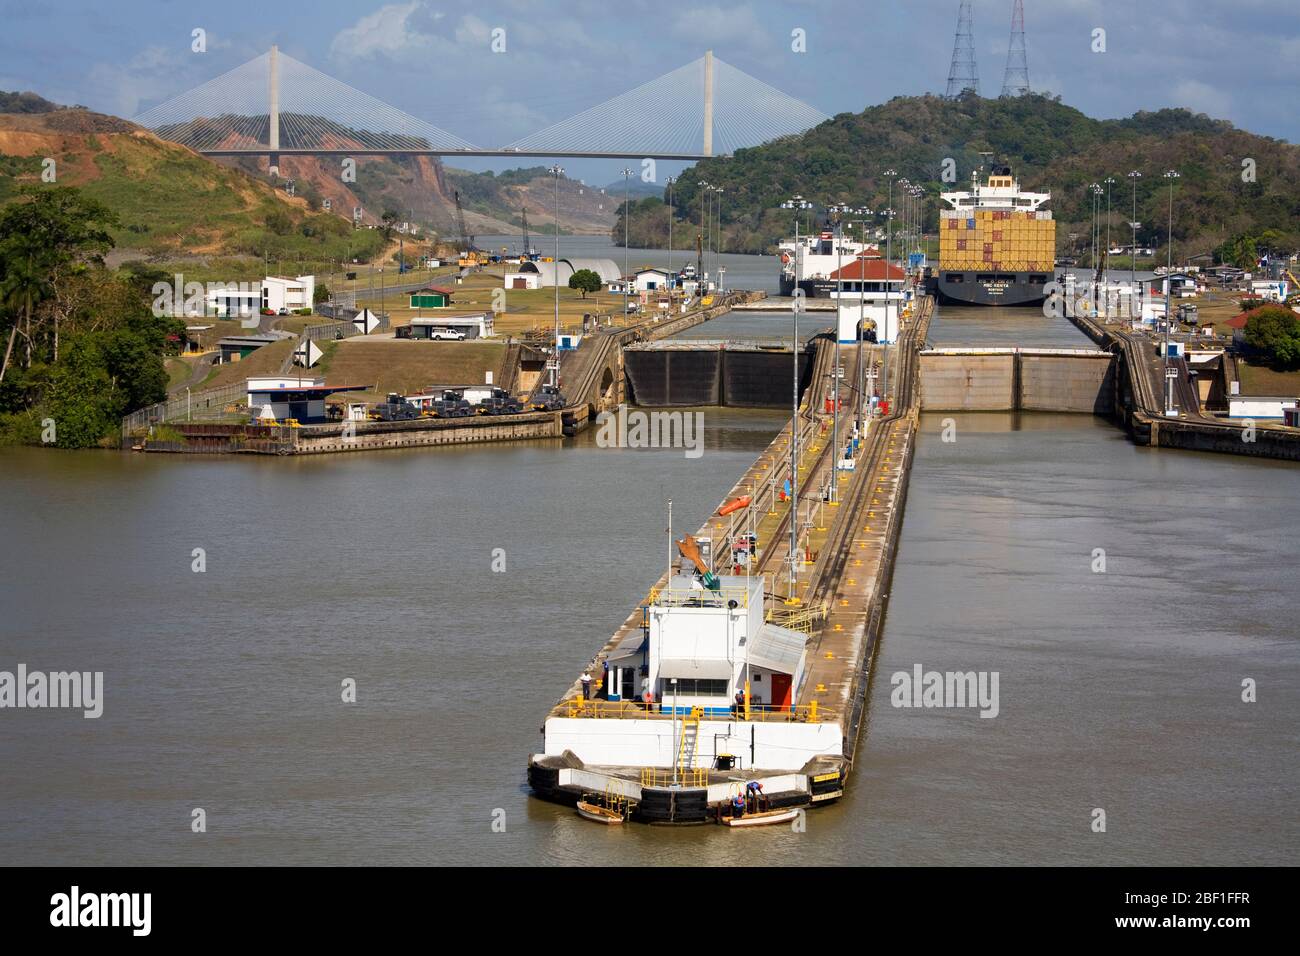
[0,237,53,383]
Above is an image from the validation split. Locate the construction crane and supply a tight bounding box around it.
[453,190,482,267]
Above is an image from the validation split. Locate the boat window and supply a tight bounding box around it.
[667,679,729,697]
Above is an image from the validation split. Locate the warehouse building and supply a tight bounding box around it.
[518,258,621,288]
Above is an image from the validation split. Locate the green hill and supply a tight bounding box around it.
[0,101,386,266]
[618,93,1300,262]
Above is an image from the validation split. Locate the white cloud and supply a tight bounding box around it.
[329,2,441,61]
[1170,79,1232,120]
[86,45,181,118]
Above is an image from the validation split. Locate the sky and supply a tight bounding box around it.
[1,0,1296,186]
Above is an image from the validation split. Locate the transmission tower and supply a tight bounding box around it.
[945,2,980,98]
[1001,0,1030,96]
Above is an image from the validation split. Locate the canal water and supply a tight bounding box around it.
[478,233,779,295]
[1,295,1294,866]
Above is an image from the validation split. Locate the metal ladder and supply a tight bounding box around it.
[676,707,702,772]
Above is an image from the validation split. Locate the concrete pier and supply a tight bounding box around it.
[529,295,937,821]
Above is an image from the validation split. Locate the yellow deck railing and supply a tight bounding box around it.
[563,698,821,723]
[640,767,709,789]
[646,585,751,609]
[766,601,827,636]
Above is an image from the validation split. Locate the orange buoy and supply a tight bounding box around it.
[718,495,751,516]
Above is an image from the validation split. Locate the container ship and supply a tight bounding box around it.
[777,231,877,297]
[935,165,1055,306]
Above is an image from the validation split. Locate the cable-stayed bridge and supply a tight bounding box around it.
[134,47,828,162]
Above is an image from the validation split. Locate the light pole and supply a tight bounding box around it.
[549,164,563,388]
[666,176,675,283]
[713,186,724,288]
[878,208,893,405]
[829,202,850,502]
[897,179,910,266]
[847,209,871,434]
[1089,183,1101,314]
[1103,175,1116,273]
[622,167,633,322]
[882,168,897,405]
[1128,170,1142,320]
[697,180,711,287]
[780,195,813,600]
[1163,169,1180,416]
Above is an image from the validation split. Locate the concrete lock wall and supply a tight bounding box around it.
[919,353,1015,410]
[919,350,1114,414]
[1019,354,1115,414]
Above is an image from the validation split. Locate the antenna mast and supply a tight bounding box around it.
[945,1,979,98]
[1001,0,1030,97]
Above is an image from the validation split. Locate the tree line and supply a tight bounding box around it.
[0,187,184,448]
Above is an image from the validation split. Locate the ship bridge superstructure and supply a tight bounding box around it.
[941,168,1050,213]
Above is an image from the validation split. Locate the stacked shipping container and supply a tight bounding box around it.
[938,208,1056,273]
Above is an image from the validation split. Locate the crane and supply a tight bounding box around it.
[453,190,477,252]
[453,190,481,268]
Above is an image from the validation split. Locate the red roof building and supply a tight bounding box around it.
[826,257,907,283]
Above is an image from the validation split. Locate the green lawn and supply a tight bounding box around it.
[1237,361,1300,397]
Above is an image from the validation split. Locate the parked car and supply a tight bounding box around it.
[429,328,466,341]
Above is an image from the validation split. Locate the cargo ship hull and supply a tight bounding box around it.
[935,270,1050,307]
[937,165,1055,308]
[778,276,840,298]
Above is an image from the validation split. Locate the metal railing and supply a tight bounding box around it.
[766,602,826,636]
[563,698,821,723]
[647,585,751,608]
[120,380,250,438]
[641,767,708,789]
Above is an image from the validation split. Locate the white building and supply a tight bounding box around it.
[604,574,807,715]
[401,312,494,340]
[502,272,541,290]
[245,376,366,424]
[1227,396,1298,420]
[632,268,673,292]
[262,275,316,313]
[204,285,261,319]
[519,257,621,289]
[1249,279,1288,302]
[827,257,909,343]
[202,275,316,317]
